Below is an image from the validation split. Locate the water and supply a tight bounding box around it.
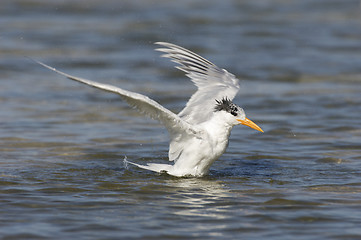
[1,0,361,239]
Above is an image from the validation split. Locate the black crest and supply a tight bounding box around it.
[214,97,238,116]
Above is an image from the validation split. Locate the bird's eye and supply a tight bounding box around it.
[230,106,238,116]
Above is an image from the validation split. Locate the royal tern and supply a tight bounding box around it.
[34,42,263,177]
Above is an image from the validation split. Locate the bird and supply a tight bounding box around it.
[34,42,263,177]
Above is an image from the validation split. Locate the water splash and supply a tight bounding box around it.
[123,155,129,170]
[290,130,297,137]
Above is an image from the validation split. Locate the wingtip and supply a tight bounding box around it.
[154,42,180,50]
[154,41,170,46]
[26,56,42,66]
[29,58,58,72]
[25,56,35,62]
[155,42,172,53]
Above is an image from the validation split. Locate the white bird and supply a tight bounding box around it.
[34,42,263,177]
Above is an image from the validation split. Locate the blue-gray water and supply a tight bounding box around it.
[1,0,361,239]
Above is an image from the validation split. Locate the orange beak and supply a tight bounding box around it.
[237,118,264,133]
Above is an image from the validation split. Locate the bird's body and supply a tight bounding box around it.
[140,111,234,177]
[35,42,263,177]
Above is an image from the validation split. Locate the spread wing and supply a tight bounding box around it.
[155,42,240,125]
[33,59,198,139]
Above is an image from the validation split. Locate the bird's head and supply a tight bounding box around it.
[214,97,263,132]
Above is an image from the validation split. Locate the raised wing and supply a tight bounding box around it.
[155,42,240,125]
[33,59,197,138]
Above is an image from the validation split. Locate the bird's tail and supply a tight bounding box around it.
[124,157,172,174]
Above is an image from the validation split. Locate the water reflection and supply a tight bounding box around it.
[164,178,234,219]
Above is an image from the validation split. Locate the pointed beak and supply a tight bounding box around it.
[237,118,264,133]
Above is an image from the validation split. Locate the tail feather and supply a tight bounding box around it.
[124,159,172,174]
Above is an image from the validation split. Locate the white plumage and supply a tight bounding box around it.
[34,42,263,177]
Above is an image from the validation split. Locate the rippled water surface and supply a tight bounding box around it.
[1,0,361,239]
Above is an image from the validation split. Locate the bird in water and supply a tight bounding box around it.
[34,42,263,177]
